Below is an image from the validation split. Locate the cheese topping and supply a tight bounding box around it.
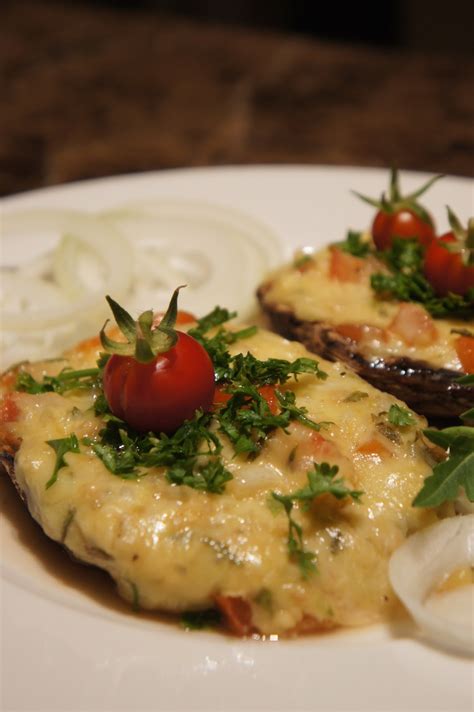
[264,248,467,371]
[4,328,442,635]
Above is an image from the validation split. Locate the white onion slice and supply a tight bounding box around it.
[389,515,474,656]
[101,200,282,318]
[2,209,133,330]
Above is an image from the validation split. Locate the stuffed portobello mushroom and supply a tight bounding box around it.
[257,171,474,420]
[0,291,453,638]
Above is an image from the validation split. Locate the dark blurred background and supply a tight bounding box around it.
[72,0,473,53]
[1,0,473,195]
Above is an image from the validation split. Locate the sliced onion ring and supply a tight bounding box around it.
[389,515,474,656]
[2,209,133,330]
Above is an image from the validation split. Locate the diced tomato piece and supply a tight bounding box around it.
[455,335,474,374]
[305,431,340,460]
[388,303,438,347]
[0,369,18,390]
[329,247,367,283]
[212,386,232,408]
[214,595,256,636]
[290,614,336,635]
[335,324,366,342]
[213,384,279,414]
[356,437,391,462]
[0,394,20,424]
[291,427,348,471]
[336,323,387,344]
[257,385,279,415]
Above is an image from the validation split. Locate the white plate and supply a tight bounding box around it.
[1,166,473,712]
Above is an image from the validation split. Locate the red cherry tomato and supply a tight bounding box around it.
[424,233,474,297]
[103,332,215,434]
[372,208,435,251]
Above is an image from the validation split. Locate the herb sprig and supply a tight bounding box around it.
[45,434,80,489]
[413,427,474,508]
[336,230,371,258]
[272,463,362,577]
[414,373,474,507]
[75,305,327,494]
[16,367,102,395]
[370,238,474,318]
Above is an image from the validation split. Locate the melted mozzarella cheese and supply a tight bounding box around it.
[7,328,442,635]
[264,248,466,371]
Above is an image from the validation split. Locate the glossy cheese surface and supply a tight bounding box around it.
[263,247,468,371]
[5,328,440,635]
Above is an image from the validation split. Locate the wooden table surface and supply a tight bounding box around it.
[1,0,473,196]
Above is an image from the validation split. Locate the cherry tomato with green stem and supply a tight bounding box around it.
[354,168,442,251]
[101,289,215,434]
[423,209,474,297]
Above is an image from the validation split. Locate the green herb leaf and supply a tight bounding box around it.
[370,238,474,319]
[336,230,371,258]
[276,389,326,431]
[413,436,474,508]
[217,384,290,455]
[227,353,327,387]
[422,426,474,450]
[272,491,317,578]
[88,410,232,493]
[45,434,80,488]
[272,463,362,577]
[166,457,233,494]
[16,367,101,395]
[388,404,416,427]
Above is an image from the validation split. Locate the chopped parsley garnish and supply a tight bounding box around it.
[60,305,328,495]
[387,404,416,427]
[336,230,371,258]
[272,463,362,577]
[226,352,327,386]
[187,307,257,381]
[16,367,102,395]
[370,238,474,318]
[45,434,80,489]
[216,386,324,457]
[86,409,232,493]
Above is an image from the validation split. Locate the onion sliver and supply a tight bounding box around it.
[2,209,133,330]
[389,515,474,656]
